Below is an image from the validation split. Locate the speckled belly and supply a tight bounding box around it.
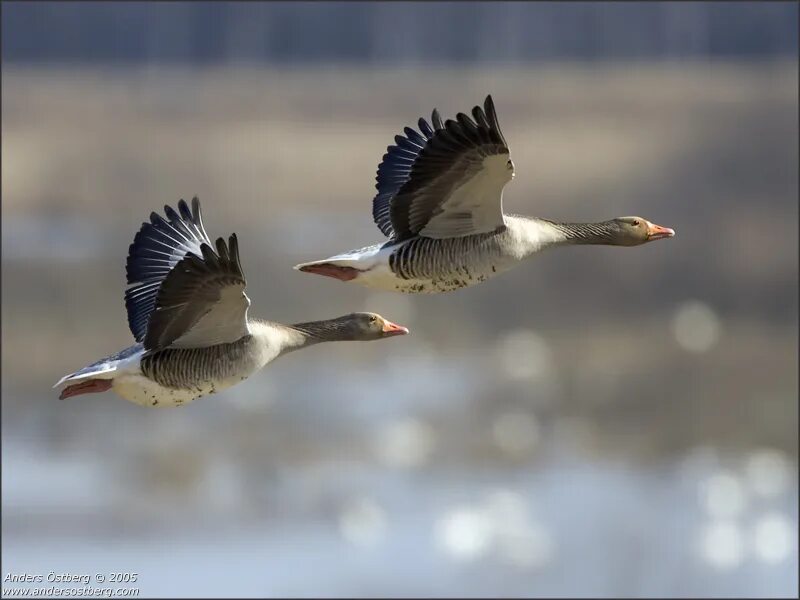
[111,373,248,407]
[381,234,511,294]
[112,374,204,407]
[353,262,494,294]
[391,269,495,294]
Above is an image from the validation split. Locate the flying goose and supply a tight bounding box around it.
[55,198,408,407]
[295,95,675,294]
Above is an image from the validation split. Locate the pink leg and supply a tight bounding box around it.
[297,263,360,282]
[59,379,113,400]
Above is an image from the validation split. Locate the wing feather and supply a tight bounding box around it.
[143,233,250,350]
[124,197,212,342]
[384,95,514,240]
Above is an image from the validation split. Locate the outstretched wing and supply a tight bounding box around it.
[125,197,213,342]
[373,109,443,238]
[143,234,250,350]
[372,95,513,241]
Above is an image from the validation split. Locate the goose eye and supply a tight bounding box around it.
[369,316,377,323]
[632,220,640,226]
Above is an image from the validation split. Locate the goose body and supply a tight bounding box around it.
[55,199,408,407]
[295,95,675,293]
[313,216,566,294]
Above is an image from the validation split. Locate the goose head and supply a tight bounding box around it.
[610,217,675,246]
[344,312,410,340]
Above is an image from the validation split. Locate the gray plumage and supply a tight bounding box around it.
[55,199,409,407]
[295,94,675,294]
[140,336,256,391]
[388,229,504,290]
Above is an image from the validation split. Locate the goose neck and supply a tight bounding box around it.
[285,318,356,345]
[543,219,617,245]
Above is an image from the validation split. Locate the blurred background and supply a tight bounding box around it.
[2,2,797,597]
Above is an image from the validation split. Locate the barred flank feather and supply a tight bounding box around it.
[141,335,255,389]
[389,230,504,283]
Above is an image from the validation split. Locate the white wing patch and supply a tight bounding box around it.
[168,284,251,348]
[418,153,513,239]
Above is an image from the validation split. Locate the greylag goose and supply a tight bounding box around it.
[54,198,408,407]
[295,95,675,293]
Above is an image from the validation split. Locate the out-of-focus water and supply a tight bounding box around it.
[3,438,796,597]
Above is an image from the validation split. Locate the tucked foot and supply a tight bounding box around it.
[295,263,361,282]
[59,379,113,400]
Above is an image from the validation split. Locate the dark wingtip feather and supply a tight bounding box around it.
[150,212,170,229]
[472,104,489,130]
[215,237,229,262]
[484,95,496,124]
[228,233,238,260]
[191,197,203,226]
[178,198,192,221]
[228,233,244,276]
[443,119,472,148]
[483,94,506,145]
[418,118,434,139]
[200,242,217,266]
[431,108,444,130]
[484,95,497,125]
[456,111,477,128]
[164,204,180,222]
[125,198,214,342]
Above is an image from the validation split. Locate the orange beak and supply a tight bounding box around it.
[646,222,676,241]
[382,320,409,336]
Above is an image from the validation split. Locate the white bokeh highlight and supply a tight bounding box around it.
[435,506,493,561]
[672,300,721,353]
[495,329,554,381]
[374,417,436,469]
[744,448,792,498]
[338,497,388,548]
[492,411,541,458]
[752,512,795,564]
[700,520,745,569]
[700,471,748,519]
[435,489,554,568]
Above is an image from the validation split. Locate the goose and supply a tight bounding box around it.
[54,198,408,407]
[295,95,675,294]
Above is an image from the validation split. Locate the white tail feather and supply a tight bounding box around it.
[53,365,117,389]
[293,243,390,272]
[53,346,144,388]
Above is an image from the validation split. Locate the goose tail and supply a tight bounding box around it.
[54,344,144,399]
[293,244,388,282]
[293,258,362,282]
